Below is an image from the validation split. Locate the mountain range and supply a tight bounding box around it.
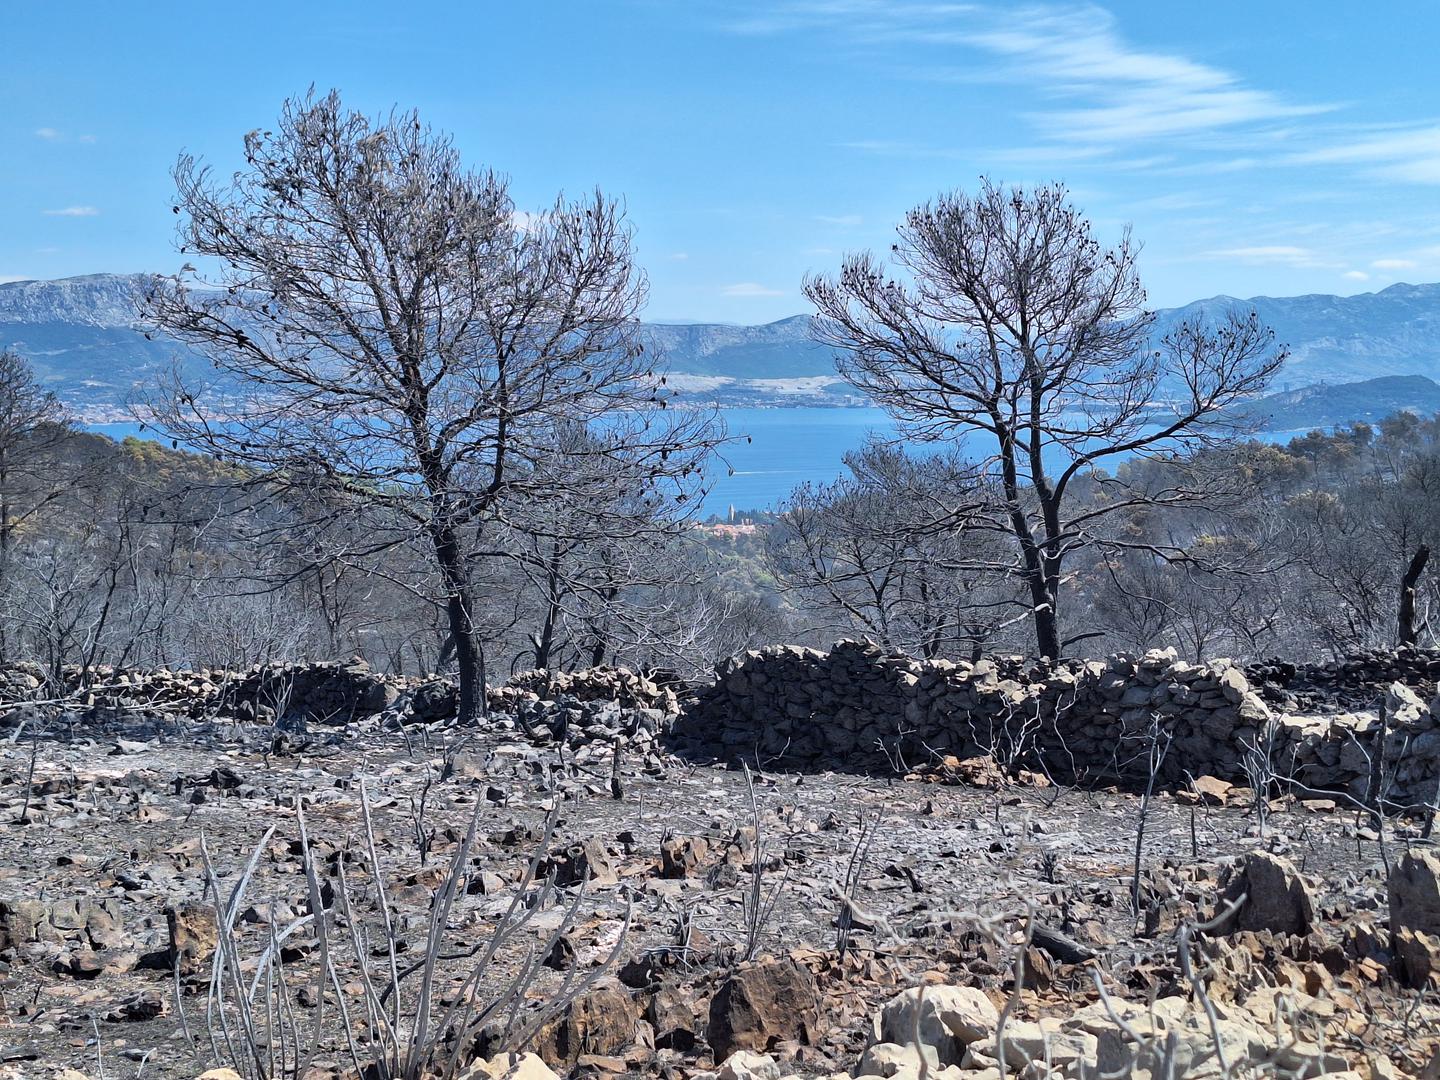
[4,273,1440,424]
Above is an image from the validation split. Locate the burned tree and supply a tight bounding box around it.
[0,350,71,548]
[767,441,1010,659]
[805,180,1286,658]
[144,91,719,721]
[0,350,78,661]
[505,422,711,672]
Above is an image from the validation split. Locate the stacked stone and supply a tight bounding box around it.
[0,662,231,708]
[0,896,125,951]
[0,662,47,701]
[1248,646,1440,708]
[513,695,670,752]
[1,659,683,730]
[1035,651,1271,782]
[405,668,684,725]
[506,666,682,715]
[89,668,227,712]
[1275,682,1440,805]
[223,659,403,724]
[683,641,1273,783]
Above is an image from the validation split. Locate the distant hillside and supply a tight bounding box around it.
[7,273,1440,417]
[1155,284,1440,387]
[1234,374,1440,431]
[0,274,844,414]
[641,316,832,380]
[0,275,182,412]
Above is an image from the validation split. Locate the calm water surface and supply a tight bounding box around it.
[708,407,896,511]
[88,408,1305,515]
[89,407,899,513]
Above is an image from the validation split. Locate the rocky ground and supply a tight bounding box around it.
[1,689,1439,1080]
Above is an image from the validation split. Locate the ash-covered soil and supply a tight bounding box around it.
[0,709,1436,1079]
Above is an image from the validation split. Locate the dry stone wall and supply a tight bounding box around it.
[1275,682,1440,806]
[14,645,1440,805]
[1247,646,1440,708]
[1,659,406,724]
[680,640,1273,783]
[680,640,1440,802]
[0,660,683,729]
[224,660,404,723]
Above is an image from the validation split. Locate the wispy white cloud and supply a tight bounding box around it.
[1126,192,1221,212]
[724,1,981,37]
[725,2,1440,299]
[668,252,690,261]
[1291,124,1440,184]
[1202,245,1344,270]
[34,128,96,144]
[735,0,1440,204]
[43,205,100,217]
[963,7,1330,143]
[815,213,863,226]
[979,143,1114,165]
[1206,245,1308,260]
[838,139,975,160]
[509,210,544,232]
[722,282,786,297]
[735,2,1327,152]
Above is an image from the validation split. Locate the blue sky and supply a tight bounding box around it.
[5,1,1440,322]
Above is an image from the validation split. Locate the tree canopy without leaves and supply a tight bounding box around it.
[143,91,722,721]
[768,441,1009,659]
[805,179,1286,658]
[0,348,72,549]
[0,349,79,661]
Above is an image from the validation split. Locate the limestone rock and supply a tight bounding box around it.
[459,1053,561,1080]
[1390,848,1440,936]
[1390,849,1440,987]
[1396,927,1440,990]
[0,898,48,949]
[718,1050,783,1080]
[545,838,617,887]
[1220,850,1315,936]
[1190,775,1233,805]
[167,901,219,976]
[872,985,998,1067]
[649,986,700,1050]
[708,957,824,1058]
[660,834,711,878]
[856,1042,934,1077]
[532,979,637,1068]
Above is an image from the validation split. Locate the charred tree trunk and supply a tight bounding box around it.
[531,538,563,670]
[1020,554,1062,660]
[1032,589,1061,660]
[0,450,10,665]
[1399,544,1431,647]
[432,524,486,723]
[586,585,619,668]
[446,591,486,723]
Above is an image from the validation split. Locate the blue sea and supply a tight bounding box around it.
[88,407,901,513]
[706,407,897,511]
[88,408,1308,516]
